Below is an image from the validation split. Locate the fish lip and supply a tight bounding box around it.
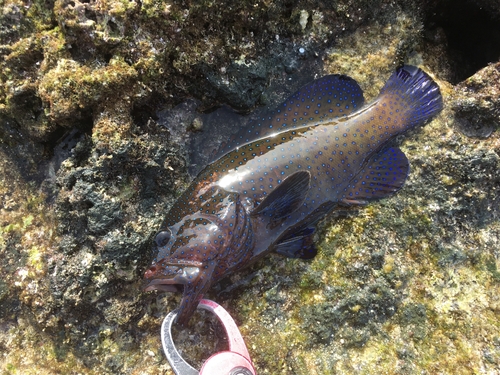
[143,261,201,294]
[143,278,184,293]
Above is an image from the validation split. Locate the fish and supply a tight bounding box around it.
[144,65,443,325]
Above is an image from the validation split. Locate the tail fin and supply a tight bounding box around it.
[379,65,443,130]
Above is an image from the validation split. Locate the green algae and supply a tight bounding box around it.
[38,57,138,122]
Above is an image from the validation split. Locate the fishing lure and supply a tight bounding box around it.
[144,65,443,325]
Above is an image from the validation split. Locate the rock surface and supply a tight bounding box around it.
[1,0,499,374]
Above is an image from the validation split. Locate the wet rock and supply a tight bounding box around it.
[302,279,398,346]
[453,62,500,138]
[87,198,122,234]
[204,61,269,110]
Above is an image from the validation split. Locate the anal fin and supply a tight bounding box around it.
[343,147,409,205]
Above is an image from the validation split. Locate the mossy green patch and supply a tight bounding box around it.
[38,57,138,122]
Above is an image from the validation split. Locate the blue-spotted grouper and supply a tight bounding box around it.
[144,65,443,325]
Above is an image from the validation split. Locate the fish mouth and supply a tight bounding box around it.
[143,278,184,293]
[143,263,201,293]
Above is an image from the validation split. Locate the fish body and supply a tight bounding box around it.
[144,66,443,325]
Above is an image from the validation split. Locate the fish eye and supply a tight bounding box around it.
[155,230,172,247]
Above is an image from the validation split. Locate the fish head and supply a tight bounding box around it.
[143,213,227,323]
[144,190,257,323]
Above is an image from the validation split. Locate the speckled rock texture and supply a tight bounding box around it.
[453,62,500,138]
[1,0,499,374]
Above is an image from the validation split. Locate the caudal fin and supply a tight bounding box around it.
[379,65,443,130]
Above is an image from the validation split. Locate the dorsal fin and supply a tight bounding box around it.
[215,74,365,158]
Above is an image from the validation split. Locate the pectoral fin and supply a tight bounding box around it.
[252,171,311,221]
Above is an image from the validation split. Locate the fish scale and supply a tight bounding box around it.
[145,65,443,325]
